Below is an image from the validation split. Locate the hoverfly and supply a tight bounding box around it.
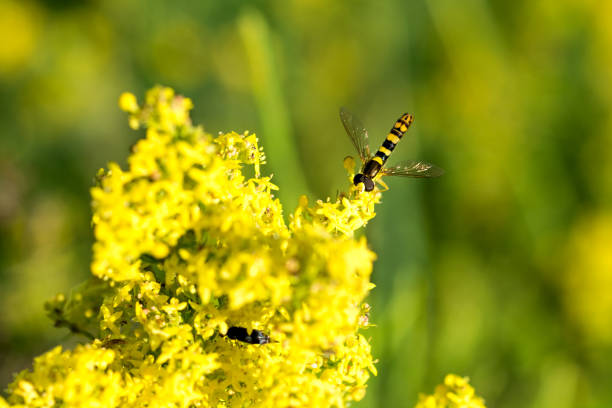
[340,107,443,191]
[226,326,271,345]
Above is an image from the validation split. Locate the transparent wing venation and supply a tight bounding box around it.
[380,160,444,178]
[339,107,370,162]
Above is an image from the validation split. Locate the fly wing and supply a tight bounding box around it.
[381,160,444,178]
[339,107,370,162]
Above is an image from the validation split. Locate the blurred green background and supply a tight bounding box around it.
[1,0,612,406]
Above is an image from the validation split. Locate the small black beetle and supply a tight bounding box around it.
[226,326,271,345]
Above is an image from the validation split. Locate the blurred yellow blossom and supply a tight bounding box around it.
[0,1,41,76]
[563,213,612,344]
[415,374,486,408]
[118,91,139,113]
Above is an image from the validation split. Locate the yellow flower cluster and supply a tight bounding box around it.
[3,86,379,408]
[414,374,486,408]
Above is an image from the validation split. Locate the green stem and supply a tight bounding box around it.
[238,10,310,211]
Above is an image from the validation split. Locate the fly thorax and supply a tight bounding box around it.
[363,160,382,178]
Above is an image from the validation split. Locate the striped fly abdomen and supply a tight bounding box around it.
[362,113,414,180]
[373,113,413,165]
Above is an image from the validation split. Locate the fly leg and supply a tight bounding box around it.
[375,178,389,192]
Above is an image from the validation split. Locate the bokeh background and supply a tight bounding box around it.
[1,0,612,406]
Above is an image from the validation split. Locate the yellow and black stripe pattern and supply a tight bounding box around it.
[371,113,414,166]
[341,107,441,192]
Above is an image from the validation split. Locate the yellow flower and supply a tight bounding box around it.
[5,86,380,408]
[118,91,139,114]
[415,374,486,408]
